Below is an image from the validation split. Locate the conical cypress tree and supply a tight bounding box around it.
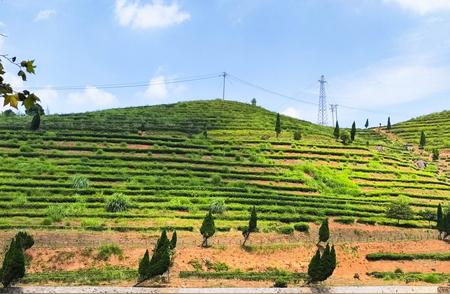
[387,117,391,130]
[30,113,40,131]
[365,119,369,129]
[319,243,331,281]
[437,204,443,237]
[138,249,150,281]
[275,113,281,138]
[156,230,169,251]
[329,245,337,277]
[350,121,356,141]
[249,206,257,233]
[1,238,25,287]
[318,218,330,243]
[420,131,426,149]
[243,206,257,246]
[333,121,340,139]
[200,212,215,247]
[170,231,177,250]
[307,249,321,283]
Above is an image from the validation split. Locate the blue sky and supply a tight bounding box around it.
[0,0,449,127]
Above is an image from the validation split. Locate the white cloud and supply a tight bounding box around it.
[145,75,168,100]
[34,9,56,22]
[115,0,190,29]
[144,74,187,103]
[32,87,120,114]
[282,106,301,119]
[67,87,120,112]
[384,0,450,14]
[333,59,450,108]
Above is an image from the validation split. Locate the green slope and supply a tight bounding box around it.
[391,110,450,150]
[0,99,447,233]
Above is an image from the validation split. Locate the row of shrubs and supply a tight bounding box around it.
[366,252,450,261]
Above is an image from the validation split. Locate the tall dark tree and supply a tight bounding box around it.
[387,117,392,130]
[275,113,281,138]
[1,238,25,288]
[251,98,257,106]
[200,212,215,247]
[419,131,426,149]
[138,249,150,282]
[307,249,321,282]
[170,231,177,250]
[30,113,40,131]
[333,121,340,139]
[437,204,444,239]
[350,121,356,141]
[318,218,330,244]
[365,119,369,129]
[242,206,257,246]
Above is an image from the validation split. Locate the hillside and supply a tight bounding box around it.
[0,99,447,234]
[391,110,450,150]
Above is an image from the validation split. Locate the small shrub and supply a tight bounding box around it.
[96,149,104,155]
[293,223,309,233]
[210,174,222,186]
[19,145,33,152]
[209,199,226,214]
[72,175,89,190]
[277,225,294,235]
[97,244,123,261]
[293,130,302,140]
[105,193,130,213]
[394,268,403,274]
[274,277,288,288]
[46,204,67,222]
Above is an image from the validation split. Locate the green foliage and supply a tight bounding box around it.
[242,206,257,246]
[387,117,391,130]
[15,232,34,250]
[307,243,336,283]
[105,193,130,213]
[293,130,302,140]
[366,252,450,261]
[170,231,177,250]
[350,121,356,141]
[210,174,222,186]
[333,121,340,139]
[340,130,351,145]
[275,113,281,138]
[273,277,288,287]
[386,196,413,224]
[200,212,215,247]
[277,225,294,235]
[1,238,25,287]
[19,144,33,152]
[419,131,426,149]
[365,119,369,128]
[318,218,330,243]
[138,250,150,281]
[251,98,257,106]
[307,249,321,282]
[297,164,360,196]
[432,148,439,160]
[30,113,40,131]
[0,54,39,111]
[46,204,67,222]
[72,175,90,190]
[368,271,450,284]
[293,223,309,233]
[209,199,226,214]
[97,244,123,261]
[25,104,44,116]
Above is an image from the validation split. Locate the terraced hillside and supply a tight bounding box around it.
[390,110,450,178]
[390,110,449,150]
[0,99,448,233]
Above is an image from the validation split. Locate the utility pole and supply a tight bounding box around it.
[330,104,338,126]
[221,72,227,100]
[317,75,328,126]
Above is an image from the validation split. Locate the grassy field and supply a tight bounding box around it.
[0,99,449,287]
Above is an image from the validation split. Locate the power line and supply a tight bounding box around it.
[20,73,222,91]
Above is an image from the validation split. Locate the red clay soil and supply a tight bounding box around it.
[8,222,449,287]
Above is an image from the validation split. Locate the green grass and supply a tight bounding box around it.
[368,271,450,284]
[366,252,450,261]
[179,268,306,282]
[22,267,136,285]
